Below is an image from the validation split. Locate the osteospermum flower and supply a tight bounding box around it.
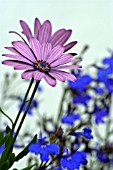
[2,37,81,86]
[19,18,78,52]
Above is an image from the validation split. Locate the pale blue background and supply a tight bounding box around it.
[0,0,113,168]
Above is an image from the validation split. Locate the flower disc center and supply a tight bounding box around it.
[34,59,51,73]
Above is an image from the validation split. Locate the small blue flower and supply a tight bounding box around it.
[61,114,80,126]
[95,87,104,94]
[70,127,93,140]
[97,150,109,163]
[73,94,92,106]
[60,151,87,170]
[18,99,38,115]
[95,109,109,124]
[68,74,93,92]
[28,133,60,162]
[103,56,113,69]
[0,144,5,155]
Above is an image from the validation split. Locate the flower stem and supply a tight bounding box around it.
[57,87,67,122]
[0,107,13,127]
[12,78,34,132]
[13,80,40,145]
[6,80,40,160]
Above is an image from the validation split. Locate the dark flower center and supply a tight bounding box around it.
[34,59,51,73]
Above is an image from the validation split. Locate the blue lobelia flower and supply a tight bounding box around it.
[73,94,92,106]
[18,99,38,115]
[97,150,109,163]
[103,56,113,69]
[95,87,104,94]
[0,144,5,155]
[60,150,87,170]
[61,113,80,126]
[91,105,109,124]
[28,133,60,162]
[69,127,93,140]
[68,74,93,92]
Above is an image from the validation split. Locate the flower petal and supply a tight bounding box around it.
[21,70,35,79]
[34,18,41,39]
[64,41,78,52]
[50,29,66,46]
[51,54,73,67]
[20,20,33,40]
[29,38,41,59]
[49,70,66,82]
[52,70,76,82]
[12,41,36,61]
[33,71,45,81]
[41,43,52,61]
[44,74,56,87]
[51,30,72,47]
[2,54,33,64]
[47,45,64,63]
[2,60,33,70]
[56,65,82,69]
[39,20,52,44]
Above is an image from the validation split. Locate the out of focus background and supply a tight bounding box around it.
[0,0,113,116]
[0,0,113,169]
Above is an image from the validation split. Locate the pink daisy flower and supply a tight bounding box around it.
[11,18,77,52]
[2,19,82,87]
[2,39,81,86]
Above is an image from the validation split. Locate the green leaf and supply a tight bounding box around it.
[6,126,12,134]
[15,134,37,162]
[0,131,4,143]
[0,132,13,164]
[0,160,9,170]
[21,164,37,170]
[0,132,10,147]
[8,153,15,168]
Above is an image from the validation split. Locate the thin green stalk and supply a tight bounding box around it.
[0,107,13,127]
[57,87,67,122]
[13,80,40,149]
[12,78,34,132]
[5,80,40,162]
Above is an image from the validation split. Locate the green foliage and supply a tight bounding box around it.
[15,135,37,162]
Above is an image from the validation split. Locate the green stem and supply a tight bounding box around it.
[12,78,34,132]
[0,107,13,127]
[6,80,40,161]
[57,88,67,121]
[13,80,40,145]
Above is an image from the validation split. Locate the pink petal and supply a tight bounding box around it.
[41,43,52,60]
[51,30,72,47]
[12,41,36,62]
[33,71,45,81]
[5,47,21,55]
[51,54,73,67]
[2,54,33,64]
[55,70,76,82]
[47,45,64,63]
[34,18,41,39]
[49,70,66,82]
[64,41,78,52]
[2,60,33,70]
[54,65,82,70]
[29,38,41,59]
[21,70,34,79]
[44,74,56,87]
[39,20,52,44]
[50,29,66,46]
[20,20,33,40]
